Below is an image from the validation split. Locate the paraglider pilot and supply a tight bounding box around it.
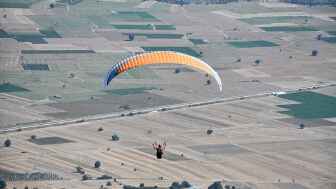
[153,142,166,159]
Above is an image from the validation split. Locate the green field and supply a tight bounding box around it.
[189,38,208,45]
[142,46,202,57]
[111,11,159,21]
[127,33,183,39]
[228,40,279,48]
[14,34,47,44]
[112,24,175,30]
[278,91,336,119]
[327,31,336,35]
[105,87,157,96]
[239,16,311,25]
[0,30,48,44]
[21,50,95,54]
[0,28,60,43]
[0,83,30,93]
[0,29,10,38]
[0,0,41,8]
[22,64,50,71]
[39,28,61,38]
[322,37,336,43]
[260,26,318,32]
[112,24,153,30]
[154,25,176,30]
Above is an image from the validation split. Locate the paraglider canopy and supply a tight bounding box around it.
[104,51,222,91]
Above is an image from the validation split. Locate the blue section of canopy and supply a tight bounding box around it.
[104,67,118,87]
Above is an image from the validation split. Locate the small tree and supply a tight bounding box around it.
[128,33,135,41]
[24,186,29,189]
[111,134,119,141]
[119,105,130,110]
[174,68,181,74]
[98,175,112,180]
[97,127,104,132]
[181,181,191,187]
[171,182,180,188]
[0,177,6,189]
[4,139,11,147]
[76,166,84,174]
[94,161,101,168]
[68,73,75,78]
[82,174,90,181]
[255,59,261,65]
[207,129,213,135]
[312,50,318,56]
[206,79,211,85]
[31,135,36,140]
[317,34,322,40]
[299,123,305,129]
[106,181,112,186]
